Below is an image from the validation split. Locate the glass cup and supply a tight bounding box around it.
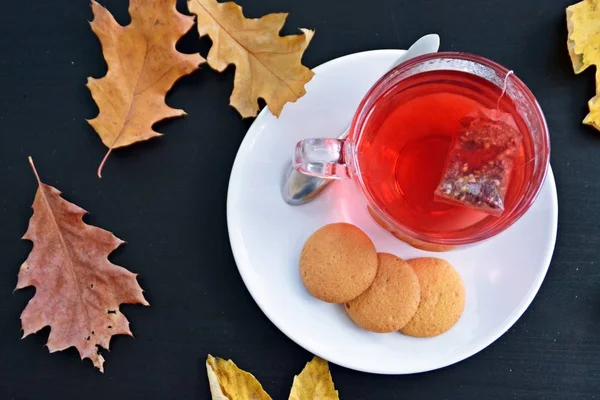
[293,52,550,251]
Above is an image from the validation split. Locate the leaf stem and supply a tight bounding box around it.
[97,148,112,179]
[28,156,43,186]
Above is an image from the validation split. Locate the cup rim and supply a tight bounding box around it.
[349,51,550,246]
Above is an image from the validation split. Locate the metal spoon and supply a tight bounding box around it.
[281,34,441,205]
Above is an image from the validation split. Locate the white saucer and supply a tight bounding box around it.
[227,50,558,374]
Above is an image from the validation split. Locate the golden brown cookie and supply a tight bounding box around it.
[400,258,465,337]
[300,223,378,303]
[367,206,455,252]
[344,253,420,333]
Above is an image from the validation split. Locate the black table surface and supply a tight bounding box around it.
[1,0,598,399]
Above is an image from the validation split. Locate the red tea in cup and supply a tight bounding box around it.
[358,69,528,235]
[294,53,549,248]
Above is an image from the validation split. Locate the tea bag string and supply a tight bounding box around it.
[496,70,514,112]
[498,70,537,170]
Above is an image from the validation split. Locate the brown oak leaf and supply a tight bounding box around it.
[187,0,315,118]
[87,0,204,177]
[16,157,149,372]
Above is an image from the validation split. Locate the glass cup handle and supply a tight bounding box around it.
[293,138,350,179]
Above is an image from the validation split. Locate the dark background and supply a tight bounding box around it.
[0,0,598,398]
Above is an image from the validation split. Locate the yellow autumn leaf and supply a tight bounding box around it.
[288,356,339,400]
[567,0,600,130]
[206,355,272,400]
[87,0,204,177]
[187,0,315,118]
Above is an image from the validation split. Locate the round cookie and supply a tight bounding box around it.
[300,223,378,303]
[344,253,420,333]
[400,258,465,337]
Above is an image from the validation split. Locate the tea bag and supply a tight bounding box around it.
[434,72,522,216]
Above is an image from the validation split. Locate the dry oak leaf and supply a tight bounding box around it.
[88,0,204,177]
[206,355,272,400]
[289,356,339,400]
[16,157,149,372]
[187,0,315,118]
[567,0,600,131]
